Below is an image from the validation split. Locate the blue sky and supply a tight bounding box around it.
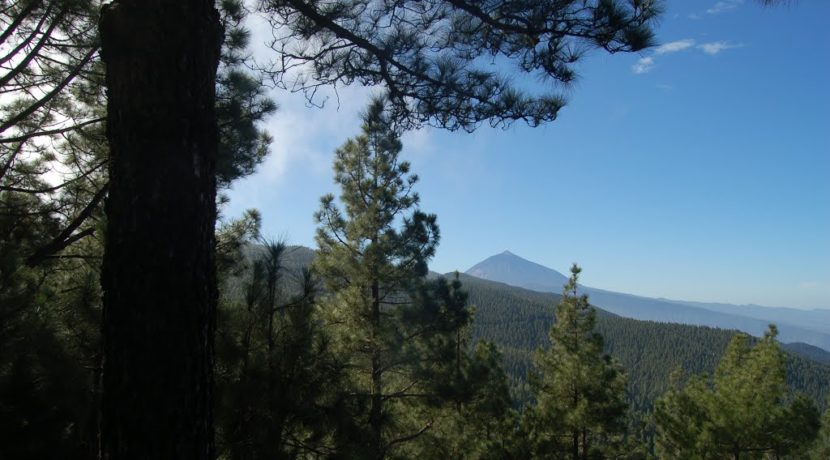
[227,0,830,309]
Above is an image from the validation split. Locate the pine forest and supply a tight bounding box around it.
[2,1,828,459]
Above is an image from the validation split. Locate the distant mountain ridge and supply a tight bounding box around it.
[464,251,830,351]
[664,299,830,333]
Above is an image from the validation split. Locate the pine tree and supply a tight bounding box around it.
[654,326,821,459]
[216,238,348,459]
[399,275,519,460]
[524,264,628,459]
[410,340,519,460]
[0,191,96,459]
[315,98,478,458]
[652,371,712,459]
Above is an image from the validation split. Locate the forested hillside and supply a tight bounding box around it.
[458,273,830,411]
[265,248,830,413]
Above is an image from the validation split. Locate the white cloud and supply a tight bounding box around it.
[698,41,743,55]
[632,37,745,75]
[706,0,744,15]
[654,39,696,55]
[632,56,655,74]
[631,39,695,74]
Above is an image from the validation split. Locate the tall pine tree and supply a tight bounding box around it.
[523,264,628,459]
[315,98,476,459]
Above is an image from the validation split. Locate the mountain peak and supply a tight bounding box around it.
[466,251,569,292]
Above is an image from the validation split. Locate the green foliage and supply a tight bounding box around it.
[259,0,661,130]
[402,281,519,460]
[654,326,821,459]
[522,264,630,459]
[216,238,348,458]
[313,97,457,458]
[311,99,523,459]
[410,350,519,460]
[809,398,830,459]
[0,191,100,459]
[216,0,277,187]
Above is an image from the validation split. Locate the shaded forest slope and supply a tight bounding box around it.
[459,273,830,411]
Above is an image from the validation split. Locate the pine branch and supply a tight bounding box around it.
[0,116,104,144]
[384,421,433,450]
[0,46,98,134]
[26,182,107,267]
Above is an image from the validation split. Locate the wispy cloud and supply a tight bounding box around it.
[631,39,696,74]
[698,41,743,55]
[654,39,697,55]
[706,0,744,15]
[632,37,745,75]
[632,57,655,74]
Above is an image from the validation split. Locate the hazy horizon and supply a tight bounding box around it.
[457,249,830,311]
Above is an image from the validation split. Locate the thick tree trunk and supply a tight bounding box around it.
[98,1,222,458]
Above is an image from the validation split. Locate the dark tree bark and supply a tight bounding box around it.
[370,278,383,459]
[98,1,222,458]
